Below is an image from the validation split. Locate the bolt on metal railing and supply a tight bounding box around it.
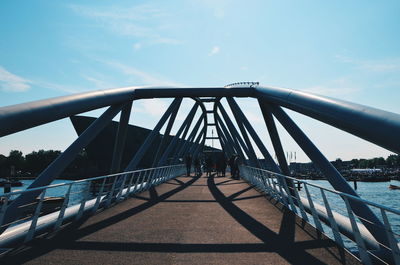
[240,165,400,265]
[0,164,185,252]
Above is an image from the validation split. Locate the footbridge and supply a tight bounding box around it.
[0,83,399,264]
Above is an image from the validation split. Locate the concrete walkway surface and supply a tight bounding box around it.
[1,174,359,265]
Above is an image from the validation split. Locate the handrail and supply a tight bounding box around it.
[0,164,186,251]
[240,165,400,264]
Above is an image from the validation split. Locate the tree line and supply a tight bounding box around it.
[1,149,399,179]
[334,154,400,169]
[0,149,96,179]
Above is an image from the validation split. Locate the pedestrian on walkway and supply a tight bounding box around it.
[194,156,201,176]
[205,156,213,177]
[185,154,192,176]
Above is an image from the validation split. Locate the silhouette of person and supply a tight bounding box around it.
[185,154,192,176]
[194,156,201,176]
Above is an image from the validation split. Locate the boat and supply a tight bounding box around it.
[0,179,23,187]
[389,184,400,190]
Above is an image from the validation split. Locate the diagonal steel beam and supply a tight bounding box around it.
[227,97,279,172]
[157,103,199,166]
[223,100,260,167]
[174,114,205,161]
[2,103,124,229]
[217,102,253,162]
[152,98,182,167]
[110,102,133,173]
[269,103,389,247]
[125,98,182,171]
[215,114,242,159]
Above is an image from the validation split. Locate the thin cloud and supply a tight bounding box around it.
[135,98,169,117]
[33,80,85,93]
[302,77,361,97]
[69,4,182,46]
[209,46,220,56]
[335,55,400,73]
[133,43,142,51]
[101,59,184,87]
[0,66,31,92]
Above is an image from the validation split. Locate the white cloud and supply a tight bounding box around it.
[195,0,229,19]
[209,46,220,56]
[81,75,112,89]
[33,80,85,93]
[335,55,400,73]
[0,66,31,92]
[303,85,360,97]
[69,4,182,46]
[133,43,142,51]
[134,98,169,117]
[100,59,184,87]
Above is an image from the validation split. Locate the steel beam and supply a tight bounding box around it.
[157,103,199,166]
[216,103,252,163]
[215,114,242,159]
[152,99,182,166]
[125,98,182,171]
[110,102,133,173]
[2,104,124,228]
[175,114,205,160]
[255,85,400,154]
[269,103,389,247]
[227,97,279,172]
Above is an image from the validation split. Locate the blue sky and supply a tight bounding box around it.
[1,0,400,162]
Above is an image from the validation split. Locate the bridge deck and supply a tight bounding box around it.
[3,174,357,265]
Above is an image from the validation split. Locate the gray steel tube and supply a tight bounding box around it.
[255,85,400,154]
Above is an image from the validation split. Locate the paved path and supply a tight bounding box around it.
[3,174,357,264]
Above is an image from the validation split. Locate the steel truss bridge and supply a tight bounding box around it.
[0,82,399,264]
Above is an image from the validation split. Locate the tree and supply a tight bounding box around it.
[5,150,25,172]
[24,150,61,175]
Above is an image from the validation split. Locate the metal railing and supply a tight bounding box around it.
[240,165,400,265]
[0,164,185,251]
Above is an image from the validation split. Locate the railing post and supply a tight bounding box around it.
[53,183,73,232]
[0,195,10,228]
[320,189,344,247]
[92,178,107,213]
[106,176,118,207]
[116,174,127,201]
[303,184,323,232]
[342,196,372,265]
[380,209,400,264]
[24,189,46,243]
[124,172,135,198]
[76,181,92,221]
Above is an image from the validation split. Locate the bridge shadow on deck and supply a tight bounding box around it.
[2,174,354,265]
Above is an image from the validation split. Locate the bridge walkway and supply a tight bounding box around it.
[3,174,357,265]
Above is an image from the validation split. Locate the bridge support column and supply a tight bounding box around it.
[269,103,389,247]
[214,120,234,158]
[152,98,182,167]
[217,102,255,165]
[111,102,132,173]
[125,98,182,171]
[2,104,124,228]
[224,99,260,168]
[215,114,246,161]
[174,114,205,161]
[258,100,296,194]
[227,97,279,172]
[157,103,199,166]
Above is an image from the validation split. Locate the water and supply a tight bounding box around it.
[299,179,400,252]
[0,179,88,206]
[1,177,399,252]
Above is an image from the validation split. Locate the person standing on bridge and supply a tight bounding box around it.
[194,156,201,176]
[185,154,192,177]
